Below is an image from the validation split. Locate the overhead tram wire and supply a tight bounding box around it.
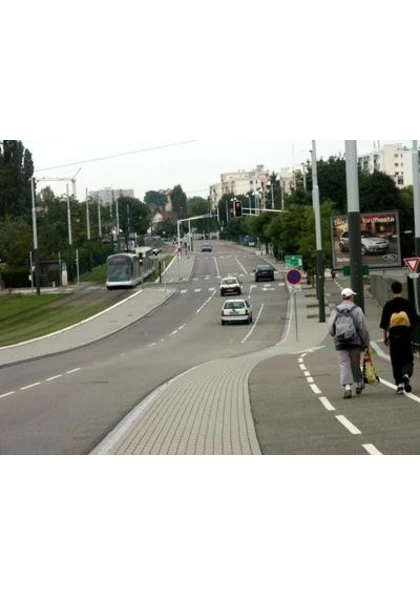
[34,140,198,173]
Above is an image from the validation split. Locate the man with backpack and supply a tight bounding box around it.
[328,288,371,399]
[380,281,418,395]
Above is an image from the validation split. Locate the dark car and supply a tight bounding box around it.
[255,265,275,282]
[202,243,213,252]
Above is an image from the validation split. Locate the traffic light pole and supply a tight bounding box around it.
[345,140,365,312]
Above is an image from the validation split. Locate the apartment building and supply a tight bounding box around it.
[90,187,135,205]
[359,143,418,188]
[209,166,273,209]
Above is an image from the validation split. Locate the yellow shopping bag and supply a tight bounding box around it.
[363,350,380,385]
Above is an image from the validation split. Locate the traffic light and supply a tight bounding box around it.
[234,201,243,217]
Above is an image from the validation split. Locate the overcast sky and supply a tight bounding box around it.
[21,139,409,201]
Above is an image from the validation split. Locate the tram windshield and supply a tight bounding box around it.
[108,256,132,282]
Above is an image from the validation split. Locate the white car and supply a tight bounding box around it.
[221,299,253,326]
[220,276,242,297]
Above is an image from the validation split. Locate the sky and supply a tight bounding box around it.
[21,140,410,201]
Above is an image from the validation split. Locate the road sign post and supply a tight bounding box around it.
[286,269,302,342]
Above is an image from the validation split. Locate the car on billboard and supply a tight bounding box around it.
[339,230,390,255]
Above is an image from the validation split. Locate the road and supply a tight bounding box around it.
[0,242,288,454]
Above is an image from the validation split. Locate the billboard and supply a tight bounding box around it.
[331,211,401,269]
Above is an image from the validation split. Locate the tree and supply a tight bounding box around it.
[170,185,188,220]
[306,156,348,213]
[116,197,150,250]
[144,190,168,210]
[359,171,400,213]
[0,140,34,219]
[0,216,32,265]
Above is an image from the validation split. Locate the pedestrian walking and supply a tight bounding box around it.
[328,288,371,399]
[380,281,418,395]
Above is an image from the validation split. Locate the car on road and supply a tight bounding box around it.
[339,231,389,255]
[221,299,253,325]
[254,265,275,282]
[202,243,213,252]
[220,276,242,296]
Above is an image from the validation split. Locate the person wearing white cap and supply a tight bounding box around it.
[328,288,371,399]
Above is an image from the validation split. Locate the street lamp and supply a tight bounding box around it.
[30,176,41,295]
[311,141,325,323]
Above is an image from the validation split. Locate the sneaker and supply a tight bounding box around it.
[344,386,353,399]
[396,384,404,395]
[356,382,365,395]
[403,375,412,393]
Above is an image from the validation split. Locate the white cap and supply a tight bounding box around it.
[341,288,357,298]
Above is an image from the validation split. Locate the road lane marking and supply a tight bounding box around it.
[47,375,63,382]
[20,382,41,391]
[196,291,216,315]
[298,358,304,363]
[67,368,81,375]
[319,397,335,411]
[214,257,221,279]
[299,364,307,371]
[363,444,383,456]
[241,304,264,344]
[307,377,314,384]
[0,392,15,400]
[235,257,249,275]
[336,415,362,435]
[304,371,311,377]
[310,384,322,395]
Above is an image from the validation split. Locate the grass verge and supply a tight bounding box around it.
[0,293,106,347]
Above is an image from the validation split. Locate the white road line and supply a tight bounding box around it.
[178,325,185,332]
[310,384,322,395]
[363,444,383,456]
[148,343,157,348]
[0,392,15,400]
[46,375,63,382]
[180,290,188,294]
[235,257,249,275]
[379,377,420,404]
[304,371,311,377]
[196,291,217,315]
[336,415,362,435]
[319,397,335,411]
[194,289,202,293]
[20,382,41,391]
[241,304,264,344]
[299,364,307,371]
[307,377,314,384]
[298,358,304,364]
[67,368,81,375]
[214,257,221,279]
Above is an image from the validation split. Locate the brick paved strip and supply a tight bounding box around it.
[106,356,262,455]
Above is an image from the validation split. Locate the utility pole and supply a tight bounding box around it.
[302,163,307,191]
[31,177,41,295]
[97,199,102,240]
[115,196,120,252]
[86,189,92,271]
[345,140,364,312]
[66,184,74,283]
[311,142,325,323]
[412,141,420,256]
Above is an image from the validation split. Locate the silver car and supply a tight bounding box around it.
[221,299,253,325]
[339,230,389,255]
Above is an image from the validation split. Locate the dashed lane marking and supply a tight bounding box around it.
[336,415,362,435]
[363,444,383,456]
[0,392,15,400]
[47,375,63,382]
[319,397,335,412]
[67,368,81,375]
[20,382,41,391]
[310,384,322,395]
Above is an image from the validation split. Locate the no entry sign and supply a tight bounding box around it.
[286,268,302,286]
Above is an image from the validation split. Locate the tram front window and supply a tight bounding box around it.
[108,258,131,282]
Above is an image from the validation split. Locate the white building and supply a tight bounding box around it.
[359,143,418,188]
[90,187,135,205]
[209,166,272,209]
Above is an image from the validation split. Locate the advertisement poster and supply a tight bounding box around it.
[331,211,401,269]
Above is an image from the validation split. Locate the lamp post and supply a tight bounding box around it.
[86,189,92,271]
[311,141,325,323]
[345,140,364,312]
[412,141,420,256]
[30,177,41,295]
